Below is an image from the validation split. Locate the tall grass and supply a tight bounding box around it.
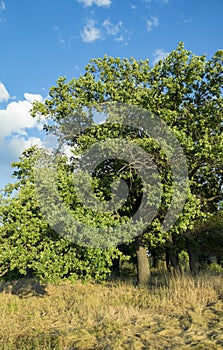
[0,272,223,349]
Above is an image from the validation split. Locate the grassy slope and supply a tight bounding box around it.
[0,273,223,350]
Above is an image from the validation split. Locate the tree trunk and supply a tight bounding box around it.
[187,237,199,276]
[151,250,159,268]
[135,235,150,286]
[111,257,122,277]
[166,235,181,274]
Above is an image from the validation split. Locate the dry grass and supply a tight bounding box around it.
[0,272,223,349]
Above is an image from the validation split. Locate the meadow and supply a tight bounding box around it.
[0,271,223,349]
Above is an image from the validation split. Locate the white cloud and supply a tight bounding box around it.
[144,0,169,4]
[101,18,129,45]
[153,48,170,64]
[54,26,77,49]
[180,14,192,24]
[81,19,102,43]
[7,136,43,160]
[0,95,41,138]
[0,1,5,10]
[115,35,124,42]
[102,19,122,36]
[80,17,129,45]
[0,82,9,103]
[0,93,45,187]
[146,16,158,31]
[183,18,192,23]
[24,93,43,103]
[130,4,137,10]
[0,135,43,188]
[77,0,111,7]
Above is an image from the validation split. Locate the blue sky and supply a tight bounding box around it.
[0,0,223,189]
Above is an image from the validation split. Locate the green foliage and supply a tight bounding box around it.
[1,42,222,283]
[32,42,223,238]
[207,262,223,273]
[187,210,223,259]
[0,147,120,282]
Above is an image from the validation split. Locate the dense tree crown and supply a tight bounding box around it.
[1,43,223,283]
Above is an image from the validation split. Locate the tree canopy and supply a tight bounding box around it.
[1,42,222,284]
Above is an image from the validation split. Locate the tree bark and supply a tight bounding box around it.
[135,235,150,286]
[187,237,199,276]
[151,250,159,268]
[165,235,181,274]
[111,257,122,277]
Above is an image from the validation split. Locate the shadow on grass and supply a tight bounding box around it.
[12,331,62,350]
[0,278,47,298]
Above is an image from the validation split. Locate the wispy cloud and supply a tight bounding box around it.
[81,18,129,44]
[130,4,137,10]
[0,82,9,103]
[81,19,102,43]
[114,35,125,43]
[54,26,65,45]
[77,0,111,7]
[144,0,169,4]
[153,48,170,64]
[102,19,122,36]
[0,1,5,11]
[54,26,77,48]
[146,16,158,31]
[102,19,129,45]
[183,18,192,23]
[180,14,192,23]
